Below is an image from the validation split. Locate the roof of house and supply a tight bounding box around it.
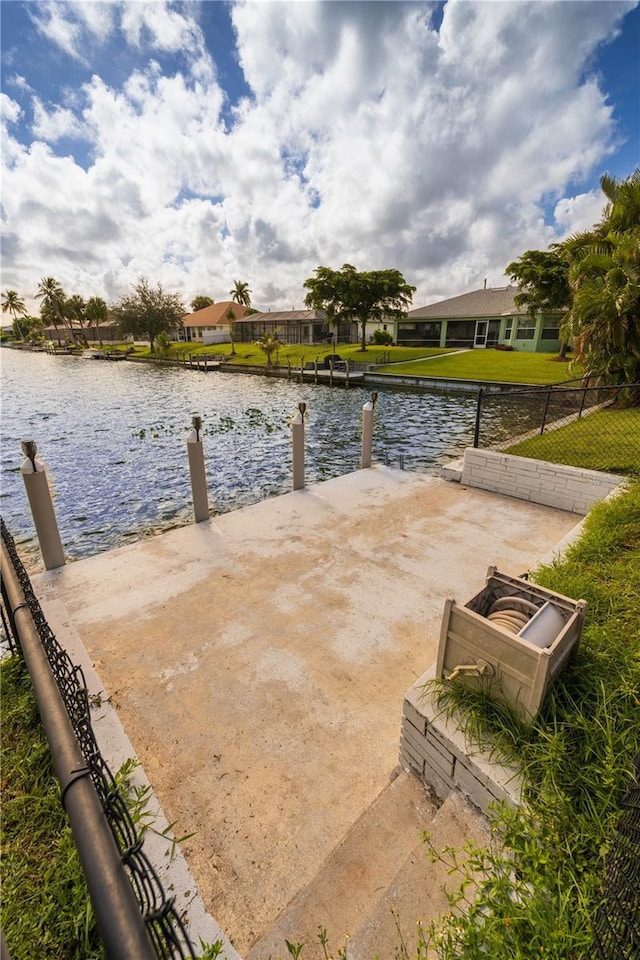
[182,301,250,327]
[407,286,525,320]
[232,310,326,324]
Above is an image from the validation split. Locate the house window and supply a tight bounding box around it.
[516,318,535,340]
[541,325,560,340]
[504,322,513,340]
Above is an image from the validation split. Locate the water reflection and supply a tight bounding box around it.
[1,350,483,563]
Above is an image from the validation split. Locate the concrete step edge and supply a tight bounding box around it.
[246,770,439,960]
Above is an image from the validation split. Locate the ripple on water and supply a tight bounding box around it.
[1,349,495,564]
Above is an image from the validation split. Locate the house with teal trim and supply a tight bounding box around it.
[395,285,564,352]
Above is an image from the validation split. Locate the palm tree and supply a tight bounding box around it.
[230,280,252,307]
[36,277,67,344]
[1,290,28,340]
[85,296,109,346]
[255,331,281,367]
[191,295,214,312]
[561,169,640,387]
[65,294,89,346]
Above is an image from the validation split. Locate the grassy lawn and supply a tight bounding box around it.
[425,480,640,959]
[1,657,101,959]
[375,349,579,384]
[112,341,453,366]
[505,408,640,476]
[105,342,581,387]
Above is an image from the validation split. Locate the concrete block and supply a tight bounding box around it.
[422,740,455,783]
[454,751,522,806]
[421,762,454,802]
[403,697,427,736]
[401,719,430,761]
[508,459,539,474]
[534,491,580,512]
[453,762,498,816]
[399,737,424,777]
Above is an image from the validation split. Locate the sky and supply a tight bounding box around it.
[1,0,639,316]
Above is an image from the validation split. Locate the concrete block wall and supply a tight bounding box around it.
[400,667,522,817]
[460,449,621,515]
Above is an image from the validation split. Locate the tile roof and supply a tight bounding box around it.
[182,301,250,327]
[408,286,525,319]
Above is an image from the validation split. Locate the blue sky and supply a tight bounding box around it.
[1,0,638,314]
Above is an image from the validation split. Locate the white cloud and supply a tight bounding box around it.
[2,0,637,314]
[553,191,608,238]
[32,98,86,142]
[120,1,206,55]
[1,93,22,125]
[28,1,88,64]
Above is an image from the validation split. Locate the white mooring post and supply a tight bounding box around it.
[360,392,378,469]
[291,402,306,491]
[20,440,65,570]
[186,416,209,523]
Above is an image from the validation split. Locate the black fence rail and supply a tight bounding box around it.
[592,753,640,959]
[473,380,640,473]
[0,517,198,959]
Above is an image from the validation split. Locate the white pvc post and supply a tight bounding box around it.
[20,441,65,570]
[361,393,378,469]
[186,417,209,523]
[291,403,306,491]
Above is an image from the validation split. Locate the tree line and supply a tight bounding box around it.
[1,279,255,351]
[2,168,638,379]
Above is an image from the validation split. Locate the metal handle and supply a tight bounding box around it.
[445,659,494,682]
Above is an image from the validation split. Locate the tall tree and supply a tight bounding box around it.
[36,277,67,344]
[229,281,252,307]
[112,278,185,351]
[190,295,214,312]
[1,290,28,340]
[506,247,572,315]
[65,294,89,347]
[85,296,109,345]
[560,171,640,387]
[304,263,415,351]
[506,246,573,357]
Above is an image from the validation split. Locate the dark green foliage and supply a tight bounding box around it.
[112,277,185,350]
[372,329,394,345]
[303,263,415,351]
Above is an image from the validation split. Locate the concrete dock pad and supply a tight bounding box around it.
[31,467,580,953]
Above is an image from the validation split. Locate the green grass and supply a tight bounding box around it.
[376,349,579,384]
[119,341,453,367]
[0,657,101,959]
[422,481,640,959]
[505,408,640,476]
[119,340,578,389]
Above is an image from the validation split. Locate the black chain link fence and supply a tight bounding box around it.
[473,381,640,475]
[592,753,640,960]
[1,517,199,959]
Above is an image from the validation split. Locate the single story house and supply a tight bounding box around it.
[43,319,120,343]
[231,310,356,345]
[395,286,564,352]
[178,301,251,344]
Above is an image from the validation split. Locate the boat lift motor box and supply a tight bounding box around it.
[436,566,587,723]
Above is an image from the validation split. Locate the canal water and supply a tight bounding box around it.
[1,349,483,565]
